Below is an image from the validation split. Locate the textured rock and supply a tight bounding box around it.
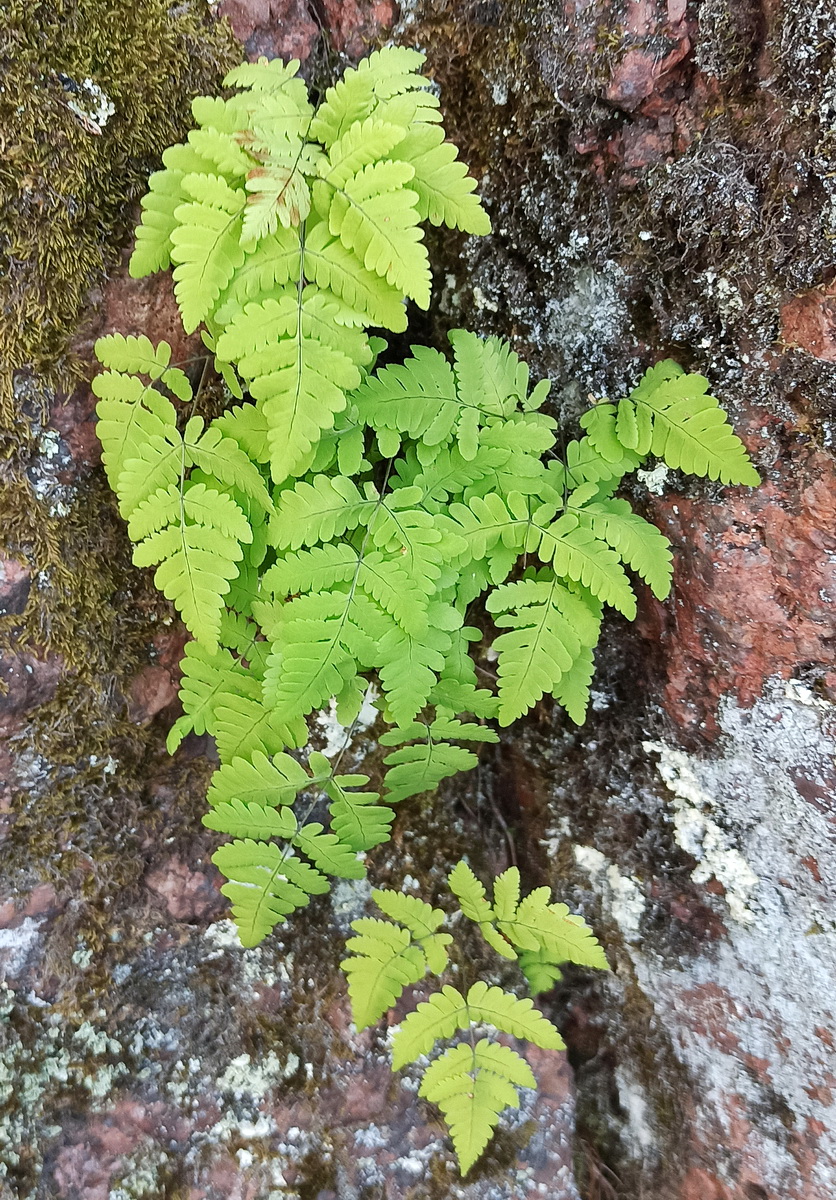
[394,0,836,1195]
[4,0,836,1197]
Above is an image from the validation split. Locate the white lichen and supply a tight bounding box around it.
[645,740,759,924]
[573,846,646,941]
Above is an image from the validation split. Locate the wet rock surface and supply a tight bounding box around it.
[2,0,835,1197]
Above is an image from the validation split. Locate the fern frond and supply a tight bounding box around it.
[216,293,364,483]
[534,515,637,618]
[166,642,255,752]
[324,768,394,852]
[390,125,491,236]
[352,346,458,446]
[186,420,273,512]
[342,918,426,1029]
[321,117,408,188]
[128,476,251,647]
[93,335,192,400]
[383,742,479,805]
[329,160,431,308]
[380,717,498,746]
[240,141,320,245]
[448,860,495,924]
[642,373,760,484]
[392,981,563,1071]
[270,475,374,549]
[517,946,564,994]
[377,612,457,727]
[128,143,216,277]
[303,219,407,332]
[170,174,246,333]
[311,47,427,148]
[213,225,303,324]
[579,403,628,464]
[487,575,599,725]
[206,749,316,808]
[224,56,304,95]
[293,823,365,879]
[93,373,179,495]
[371,889,451,973]
[419,1039,534,1175]
[551,642,596,724]
[261,592,358,720]
[212,690,307,764]
[202,798,297,840]
[552,436,642,491]
[579,498,673,600]
[213,841,329,947]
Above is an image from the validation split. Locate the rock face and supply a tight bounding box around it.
[1,1,835,1199]
[394,0,836,1196]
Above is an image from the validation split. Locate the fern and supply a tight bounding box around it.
[95,47,761,1182]
[339,863,604,1172]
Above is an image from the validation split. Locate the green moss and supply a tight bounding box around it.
[0,0,239,417]
[0,2,239,903]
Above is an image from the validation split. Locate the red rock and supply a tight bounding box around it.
[128,665,179,725]
[217,0,319,61]
[0,555,31,617]
[638,439,836,734]
[681,1168,733,1200]
[621,123,673,170]
[144,855,223,922]
[322,0,398,57]
[781,287,836,361]
[606,49,658,111]
[0,650,64,737]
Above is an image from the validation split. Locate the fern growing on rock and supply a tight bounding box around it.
[94,48,760,1176]
[342,863,607,1172]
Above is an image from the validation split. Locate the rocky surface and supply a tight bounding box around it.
[2,0,835,1198]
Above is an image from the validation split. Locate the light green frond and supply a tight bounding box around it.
[329,160,430,308]
[212,691,307,764]
[535,515,637,618]
[185,421,273,512]
[93,373,178,494]
[383,742,478,805]
[213,841,329,947]
[213,226,303,324]
[321,117,408,188]
[353,346,458,443]
[224,56,304,95]
[302,219,408,332]
[419,1039,534,1174]
[391,125,491,236]
[487,575,584,725]
[448,861,494,925]
[325,771,393,852]
[216,294,363,483]
[170,174,246,333]
[293,823,365,879]
[518,947,564,995]
[268,477,376,552]
[202,798,297,840]
[206,749,315,808]
[392,982,562,1071]
[580,498,673,600]
[132,520,243,648]
[377,618,454,727]
[643,373,760,484]
[167,642,255,751]
[551,643,596,724]
[342,918,426,1029]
